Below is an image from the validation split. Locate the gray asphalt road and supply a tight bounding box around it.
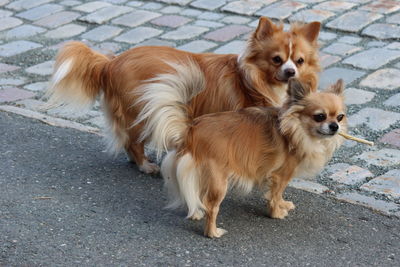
[1,111,399,266]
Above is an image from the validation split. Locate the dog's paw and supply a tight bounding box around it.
[269,206,289,219]
[206,227,227,238]
[139,161,160,174]
[280,200,295,211]
[189,210,204,221]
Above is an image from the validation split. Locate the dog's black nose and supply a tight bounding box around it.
[284,68,296,78]
[329,122,339,132]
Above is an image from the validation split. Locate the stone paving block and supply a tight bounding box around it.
[24,81,49,91]
[344,88,375,105]
[319,53,341,68]
[387,42,400,50]
[127,1,144,7]
[367,41,387,47]
[73,1,111,12]
[348,108,400,131]
[384,93,400,107]
[213,40,246,54]
[178,40,217,53]
[221,16,251,25]
[93,42,121,54]
[5,24,46,39]
[338,36,361,44]
[336,192,399,215]
[290,9,334,23]
[360,0,400,14]
[0,87,35,103]
[16,4,64,21]
[161,25,208,40]
[194,20,224,28]
[151,15,191,28]
[380,129,400,148]
[198,11,224,21]
[362,23,400,39]
[324,163,373,185]
[0,17,23,32]
[360,68,400,90]
[0,77,26,86]
[15,98,46,111]
[326,11,382,33]
[34,11,81,28]
[0,63,20,73]
[157,0,192,5]
[191,0,226,10]
[81,25,122,42]
[343,48,400,70]
[289,178,329,194]
[84,115,105,128]
[315,1,356,12]
[323,43,361,56]
[160,6,182,13]
[60,0,81,6]
[25,60,54,76]
[44,24,86,39]
[135,38,176,47]
[319,31,337,41]
[255,1,305,20]
[80,5,132,24]
[115,27,163,44]
[386,13,400,24]
[221,0,268,15]
[0,9,12,18]
[112,10,161,27]
[204,25,251,42]
[141,2,163,10]
[319,67,365,89]
[181,8,202,17]
[0,40,42,57]
[7,0,53,11]
[361,169,400,198]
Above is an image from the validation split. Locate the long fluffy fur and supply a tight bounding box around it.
[134,61,205,157]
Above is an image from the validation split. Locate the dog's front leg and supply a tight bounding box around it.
[265,172,295,219]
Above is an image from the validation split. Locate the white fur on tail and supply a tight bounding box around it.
[133,60,205,157]
[44,58,94,112]
[163,152,204,218]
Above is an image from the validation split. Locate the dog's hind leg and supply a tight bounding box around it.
[125,140,159,174]
[203,162,228,238]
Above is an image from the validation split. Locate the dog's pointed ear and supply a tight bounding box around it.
[255,17,275,40]
[301,21,320,43]
[328,79,344,96]
[288,78,310,102]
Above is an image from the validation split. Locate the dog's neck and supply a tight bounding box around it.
[237,57,283,107]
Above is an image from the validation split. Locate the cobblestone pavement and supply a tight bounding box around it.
[0,0,399,217]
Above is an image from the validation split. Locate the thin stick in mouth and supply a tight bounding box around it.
[339,132,374,146]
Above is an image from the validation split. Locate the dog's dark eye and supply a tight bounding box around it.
[272,56,282,64]
[313,113,326,122]
[297,58,304,65]
[337,114,345,122]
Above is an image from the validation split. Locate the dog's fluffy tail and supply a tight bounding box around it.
[134,60,205,157]
[162,151,204,218]
[44,41,111,112]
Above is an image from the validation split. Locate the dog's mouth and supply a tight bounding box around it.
[317,130,337,137]
[275,75,289,83]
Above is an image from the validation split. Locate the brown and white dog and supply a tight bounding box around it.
[143,78,346,238]
[45,17,321,173]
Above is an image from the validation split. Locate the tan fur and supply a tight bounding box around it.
[160,79,346,238]
[45,17,321,173]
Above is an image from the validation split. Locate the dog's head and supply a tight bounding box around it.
[286,78,346,139]
[241,17,321,92]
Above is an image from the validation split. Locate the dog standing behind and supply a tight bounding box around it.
[45,17,321,174]
[139,77,346,238]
